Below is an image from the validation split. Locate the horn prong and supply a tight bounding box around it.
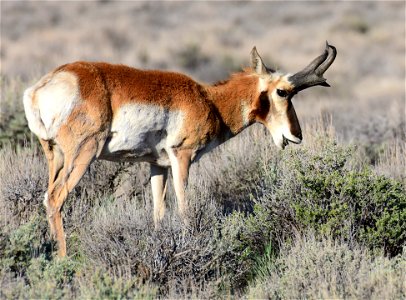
[288,43,337,92]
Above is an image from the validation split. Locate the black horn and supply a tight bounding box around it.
[288,42,337,92]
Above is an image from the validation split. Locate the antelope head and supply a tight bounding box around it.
[250,42,337,149]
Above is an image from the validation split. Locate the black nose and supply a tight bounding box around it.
[297,132,303,140]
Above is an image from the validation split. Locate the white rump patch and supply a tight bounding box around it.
[35,72,80,139]
[23,71,80,140]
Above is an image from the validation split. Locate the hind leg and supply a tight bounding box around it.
[47,137,100,257]
[39,139,64,211]
[39,139,64,238]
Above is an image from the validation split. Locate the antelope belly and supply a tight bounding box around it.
[100,103,184,163]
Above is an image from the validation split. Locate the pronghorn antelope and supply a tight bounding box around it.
[24,42,336,257]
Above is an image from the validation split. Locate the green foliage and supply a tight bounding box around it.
[271,141,406,256]
[217,138,405,293]
[218,203,281,289]
[0,216,79,299]
[0,214,152,299]
[1,216,50,276]
[252,242,277,281]
[0,110,32,148]
[24,256,79,299]
[222,139,405,264]
[28,255,78,287]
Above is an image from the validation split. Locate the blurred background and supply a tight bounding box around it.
[1,1,405,158]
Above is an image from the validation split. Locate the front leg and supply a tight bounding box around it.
[168,149,193,220]
[150,164,168,228]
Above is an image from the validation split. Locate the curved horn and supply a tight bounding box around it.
[316,42,337,76]
[288,42,337,92]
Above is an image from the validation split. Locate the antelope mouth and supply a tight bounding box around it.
[285,135,302,144]
[282,135,302,149]
[282,135,290,148]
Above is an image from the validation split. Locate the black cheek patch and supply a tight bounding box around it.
[257,91,270,119]
[287,98,293,109]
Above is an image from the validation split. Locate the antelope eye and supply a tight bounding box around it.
[276,89,288,98]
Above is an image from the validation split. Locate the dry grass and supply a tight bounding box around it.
[247,234,406,299]
[375,138,406,183]
[0,145,46,231]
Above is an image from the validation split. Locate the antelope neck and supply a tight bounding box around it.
[206,73,259,135]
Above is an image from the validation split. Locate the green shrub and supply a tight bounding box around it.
[0,216,77,299]
[0,214,152,299]
[28,255,78,285]
[24,256,78,299]
[251,242,277,281]
[225,139,405,260]
[218,208,275,289]
[217,138,405,292]
[0,216,50,276]
[267,141,406,256]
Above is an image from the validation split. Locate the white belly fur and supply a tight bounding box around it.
[101,103,184,165]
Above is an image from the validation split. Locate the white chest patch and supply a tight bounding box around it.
[101,103,184,164]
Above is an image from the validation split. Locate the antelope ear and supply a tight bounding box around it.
[250,46,267,75]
